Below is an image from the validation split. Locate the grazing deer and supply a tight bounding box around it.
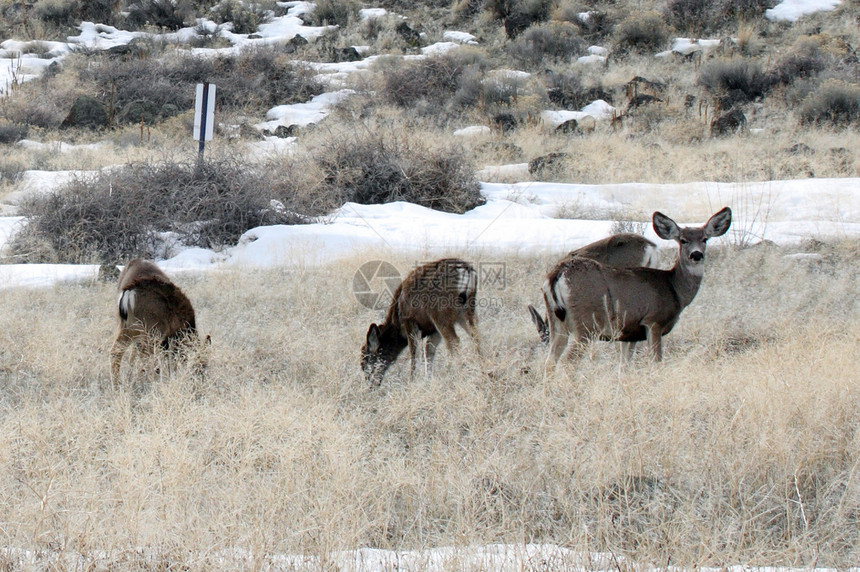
[528,233,658,344]
[543,208,731,375]
[109,259,208,387]
[361,258,480,385]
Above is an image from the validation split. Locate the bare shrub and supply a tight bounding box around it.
[545,70,613,108]
[613,11,669,54]
[32,0,121,29]
[309,131,484,213]
[723,0,774,22]
[125,0,195,30]
[210,0,270,34]
[666,0,773,34]
[223,48,324,109]
[800,80,860,127]
[78,48,323,124]
[0,119,28,144]
[303,0,359,26]
[698,58,770,105]
[566,9,615,43]
[382,55,467,108]
[379,52,487,118]
[769,37,829,87]
[665,0,712,36]
[507,21,585,66]
[10,157,304,264]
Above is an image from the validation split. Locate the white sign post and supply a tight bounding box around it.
[193,82,216,161]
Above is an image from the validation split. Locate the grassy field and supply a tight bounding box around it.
[0,242,858,568]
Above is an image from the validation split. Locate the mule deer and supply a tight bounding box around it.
[529,233,658,344]
[361,258,480,385]
[110,259,208,386]
[543,208,731,375]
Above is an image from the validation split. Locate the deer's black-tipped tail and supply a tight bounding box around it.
[542,276,567,323]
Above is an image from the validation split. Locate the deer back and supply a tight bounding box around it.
[569,233,657,268]
[393,258,477,336]
[545,258,682,340]
[117,259,197,340]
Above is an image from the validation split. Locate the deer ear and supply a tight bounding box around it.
[704,207,732,238]
[366,324,381,353]
[652,211,680,240]
[527,304,545,332]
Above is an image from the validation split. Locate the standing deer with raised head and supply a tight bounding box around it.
[110,259,208,387]
[361,258,480,385]
[543,208,731,375]
[528,233,658,344]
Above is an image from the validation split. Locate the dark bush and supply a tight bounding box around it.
[507,21,584,65]
[666,0,773,34]
[710,108,747,136]
[225,48,324,109]
[79,55,206,125]
[452,0,483,22]
[33,0,77,28]
[614,12,669,54]
[698,58,770,104]
[484,0,552,22]
[483,0,517,20]
[10,158,304,264]
[304,0,358,26]
[34,0,121,29]
[211,0,269,34]
[60,95,110,129]
[568,10,614,43]
[665,0,712,36]
[769,37,828,87]
[723,0,774,22]
[800,80,860,127]
[382,54,472,113]
[545,71,613,108]
[311,132,484,214]
[0,120,28,144]
[126,0,194,30]
[78,48,324,125]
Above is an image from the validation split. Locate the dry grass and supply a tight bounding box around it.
[0,243,858,568]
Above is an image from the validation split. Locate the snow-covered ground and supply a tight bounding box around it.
[3,542,858,572]
[2,175,858,289]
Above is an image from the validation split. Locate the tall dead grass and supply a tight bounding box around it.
[0,242,858,568]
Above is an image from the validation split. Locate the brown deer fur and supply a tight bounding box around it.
[361,258,480,385]
[109,259,206,386]
[543,208,731,375]
[529,233,658,345]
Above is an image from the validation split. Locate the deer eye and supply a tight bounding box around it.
[680,238,689,244]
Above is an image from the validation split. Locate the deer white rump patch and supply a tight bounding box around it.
[457,266,478,296]
[118,290,135,320]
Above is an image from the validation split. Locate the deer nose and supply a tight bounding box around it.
[690,251,704,262]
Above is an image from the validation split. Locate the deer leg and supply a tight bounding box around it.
[436,322,461,356]
[647,325,663,362]
[563,327,588,363]
[545,326,569,377]
[406,324,422,381]
[424,332,442,377]
[459,312,482,357]
[620,341,636,363]
[109,331,134,388]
